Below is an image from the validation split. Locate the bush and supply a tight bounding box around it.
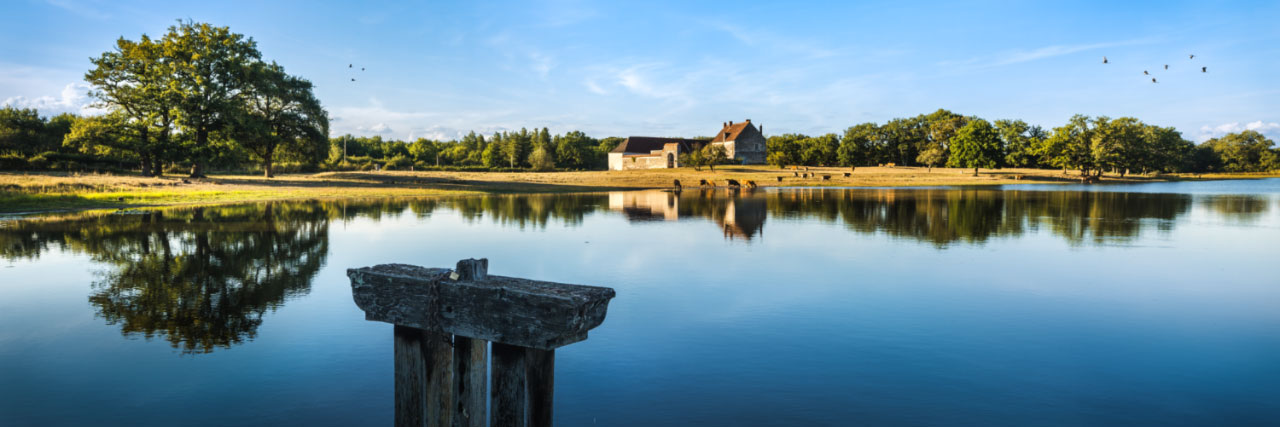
[26,154,49,170]
[0,154,28,170]
[384,155,412,170]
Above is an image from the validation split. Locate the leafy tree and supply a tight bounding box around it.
[64,112,144,164]
[996,119,1039,168]
[880,116,926,166]
[85,33,178,176]
[838,123,877,167]
[679,146,707,171]
[1038,114,1095,176]
[947,118,1003,175]
[528,145,555,171]
[802,133,840,166]
[766,133,805,167]
[704,144,728,170]
[555,131,594,169]
[234,62,328,177]
[0,107,46,156]
[409,139,440,166]
[1204,130,1276,172]
[163,21,263,177]
[916,146,945,172]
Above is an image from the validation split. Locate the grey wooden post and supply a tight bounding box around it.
[453,336,487,427]
[349,259,615,427]
[490,342,528,426]
[526,348,555,427]
[395,325,427,426]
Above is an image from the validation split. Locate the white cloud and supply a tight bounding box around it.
[358,123,393,134]
[1199,121,1280,140]
[584,79,608,95]
[2,83,106,116]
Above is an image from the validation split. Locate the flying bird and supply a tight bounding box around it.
[1152,78,1158,83]
[1164,64,1169,70]
[361,67,365,71]
[351,78,356,82]
[1189,54,1195,59]
[1143,70,1149,75]
[348,63,353,68]
[1202,66,1207,73]
[1102,56,1109,64]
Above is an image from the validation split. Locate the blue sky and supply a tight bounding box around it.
[2,0,1278,142]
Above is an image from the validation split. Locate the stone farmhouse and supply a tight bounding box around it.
[608,119,766,170]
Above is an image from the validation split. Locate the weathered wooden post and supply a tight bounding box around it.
[348,259,616,427]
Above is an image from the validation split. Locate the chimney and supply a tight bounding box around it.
[745,119,751,123]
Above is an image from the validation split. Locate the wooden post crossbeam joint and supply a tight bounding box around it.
[348,259,615,427]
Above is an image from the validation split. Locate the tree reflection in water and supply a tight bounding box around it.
[0,188,1268,352]
[1,203,330,354]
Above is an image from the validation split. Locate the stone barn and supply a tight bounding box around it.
[711,119,766,164]
[607,119,767,170]
[607,137,709,171]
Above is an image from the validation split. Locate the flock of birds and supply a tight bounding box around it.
[1102,54,1206,83]
[348,63,365,82]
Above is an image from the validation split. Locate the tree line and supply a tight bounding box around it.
[328,129,619,172]
[766,109,1279,175]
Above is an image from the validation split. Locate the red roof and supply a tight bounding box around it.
[711,120,757,142]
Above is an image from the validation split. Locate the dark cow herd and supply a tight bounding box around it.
[673,171,857,191]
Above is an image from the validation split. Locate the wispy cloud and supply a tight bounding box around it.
[939,38,1156,70]
[2,83,106,116]
[710,22,842,60]
[1199,120,1280,140]
[44,0,111,20]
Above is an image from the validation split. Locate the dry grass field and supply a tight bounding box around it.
[1,165,1272,214]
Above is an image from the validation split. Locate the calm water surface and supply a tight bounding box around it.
[2,180,1279,426]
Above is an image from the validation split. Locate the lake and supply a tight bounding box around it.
[2,180,1278,426]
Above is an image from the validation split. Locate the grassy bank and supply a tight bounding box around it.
[1,166,1274,214]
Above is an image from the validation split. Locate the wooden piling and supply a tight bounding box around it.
[453,336,487,427]
[395,325,428,427]
[491,342,529,426]
[526,348,555,427]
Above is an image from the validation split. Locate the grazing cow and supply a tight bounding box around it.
[843,172,851,178]
[822,175,831,181]
[1014,175,1024,180]
[746,180,757,189]
[793,171,799,177]
[725,179,741,188]
[803,166,809,171]
[673,179,682,189]
[776,176,784,182]
[699,179,710,187]
[886,162,896,168]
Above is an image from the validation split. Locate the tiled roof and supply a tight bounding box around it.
[711,120,756,142]
[610,136,710,154]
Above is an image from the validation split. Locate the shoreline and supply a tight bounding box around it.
[2,166,1275,216]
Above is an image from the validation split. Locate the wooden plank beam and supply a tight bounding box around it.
[348,260,616,350]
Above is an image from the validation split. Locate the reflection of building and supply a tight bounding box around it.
[608,191,680,221]
[607,190,767,240]
[718,196,766,240]
[607,119,767,170]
